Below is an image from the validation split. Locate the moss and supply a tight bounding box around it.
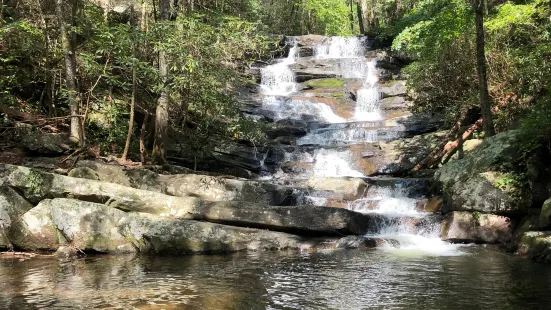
[331,92,345,99]
[307,78,345,89]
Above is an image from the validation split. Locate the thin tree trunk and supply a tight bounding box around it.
[349,0,354,33]
[152,0,171,164]
[356,1,364,34]
[55,0,82,144]
[140,113,149,163]
[473,0,495,137]
[122,6,136,162]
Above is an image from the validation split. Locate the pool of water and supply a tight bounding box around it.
[1,246,551,309]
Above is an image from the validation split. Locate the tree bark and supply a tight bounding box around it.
[356,1,364,34]
[55,0,82,144]
[122,6,136,162]
[349,0,354,33]
[152,0,171,164]
[473,0,495,137]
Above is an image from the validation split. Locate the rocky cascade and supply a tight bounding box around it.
[2,35,550,260]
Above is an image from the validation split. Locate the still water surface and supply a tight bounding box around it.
[1,247,551,309]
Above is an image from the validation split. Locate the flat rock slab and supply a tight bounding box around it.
[0,164,381,236]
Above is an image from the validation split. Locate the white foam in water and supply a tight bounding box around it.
[350,186,467,256]
[297,126,378,146]
[315,37,366,59]
[260,40,298,96]
[262,97,345,123]
[280,148,364,178]
[354,59,382,121]
[311,149,364,177]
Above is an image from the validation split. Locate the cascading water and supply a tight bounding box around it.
[315,37,366,59]
[255,36,465,256]
[262,97,345,123]
[348,185,465,256]
[260,40,299,96]
[354,59,382,121]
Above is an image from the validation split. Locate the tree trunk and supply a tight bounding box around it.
[473,0,495,137]
[356,1,364,34]
[55,0,82,144]
[349,0,354,33]
[121,6,136,162]
[152,0,171,164]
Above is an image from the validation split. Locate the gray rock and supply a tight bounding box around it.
[441,211,513,244]
[516,231,551,262]
[379,80,407,98]
[68,167,100,180]
[541,198,551,228]
[0,186,34,250]
[50,199,136,253]
[0,165,383,236]
[22,133,74,155]
[436,131,530,214]
[7,200,63,251]
[121,213,308,254]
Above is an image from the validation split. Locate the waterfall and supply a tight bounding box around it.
[297,124,379,146]
[354,59,382,121]
[260,40,299,96]
[315,37,366,59]
[348,185,465,256]
[262,97,345,123]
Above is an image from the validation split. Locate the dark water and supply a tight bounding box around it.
[1,247,551,309]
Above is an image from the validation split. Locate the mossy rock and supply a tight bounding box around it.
[307,78,345,89]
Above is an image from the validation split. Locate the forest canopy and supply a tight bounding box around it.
[1,0,550,164]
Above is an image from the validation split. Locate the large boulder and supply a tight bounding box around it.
[540,198,551,228]
[7,201,63,251]
[0,165,382,236]
[516,231,551,263]
[121,213,309,254]
[0,186,34,250]
[300,177,367,200]
[436,131,530,214]
[440,211,513,244]
[21,133,74,155]
[50,199,136,253]
[70,161,302,206]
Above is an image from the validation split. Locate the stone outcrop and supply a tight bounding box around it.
[440,211,513,244]
[540,198,551,228]
[436,131,530,215]
[21,133,74,155]
[516,231,551,262]
[5,198,315,254]
[0,164,384,239]
[0,186,34,250]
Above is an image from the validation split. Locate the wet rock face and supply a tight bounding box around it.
[436,131,530,215]
[441,211,513,244]
[516,231,551,262]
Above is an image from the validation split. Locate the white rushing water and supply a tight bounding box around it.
[282,148,364,178]
[354,59,382,121]
[260,40,299,96]
[349,186,466,256]
[262,97,345,123]
[297,125,379,146]
[315,37,366,59]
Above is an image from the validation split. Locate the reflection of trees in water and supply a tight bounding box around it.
[2,250,551,309]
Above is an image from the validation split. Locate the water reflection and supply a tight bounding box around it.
[1,247,551,309]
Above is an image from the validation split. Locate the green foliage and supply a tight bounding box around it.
[302,0,353,36]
